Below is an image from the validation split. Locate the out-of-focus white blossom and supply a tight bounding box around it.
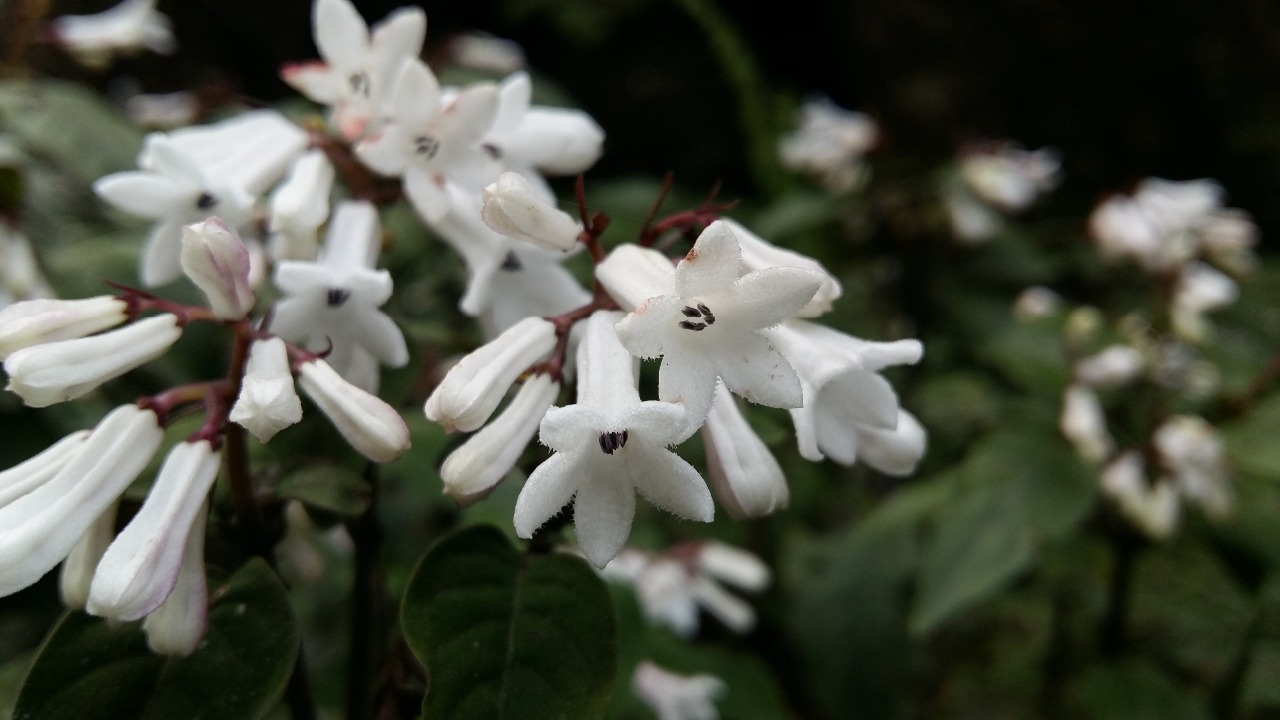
[1154,415,1232,518]
[482,72,605,186]
[230,338,304,443]
[144,111,309,197]
[50,0,175,69]
[446,32,526,74]
[1100,451,1179,540]
[1075,344,1144,388]
[0,222,55,305]
[0,296,127,360]
[297,359,411,463]
[1012,286,1063,322]
[123,91,199,128]
[1060,384,1112,464]
[180,218,255,319]
[946,143,1060,243]
[633,661,725,720]
[1171,261,1238,342]
[779,98,878,193]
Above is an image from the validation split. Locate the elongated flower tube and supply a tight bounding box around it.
[440,373,559,506]
[701,380,787,519]
[230,338,304,443]
[424,316,557,432]
[60,503,118,610]
[297,359,410,462]
[0,429,89,508]
[0,296,128,359]
[0,404,163,597]
[180,218,255,319]
[88,440,221,621]
[3,314,182,407]
[143,499,209,656]
[481,171,581,252]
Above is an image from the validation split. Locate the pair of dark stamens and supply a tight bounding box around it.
[598,430,629,455]
[326,288,351,307]
[348,72,371,98]
[413,135,440,160]
[678,303,716,331]
[195,193,218,211]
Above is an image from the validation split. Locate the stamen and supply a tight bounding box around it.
[482,143,502,159]
[326,288,351,307]
[413,135,441,160]
[679,321,706,331]
[501,251,523,271]
[195,193,218,210]
[598,430,628,455]
[681,306,702,318]
[349,72,371,98]
[697,303,715,324]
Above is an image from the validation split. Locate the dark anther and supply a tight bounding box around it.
[501,251,522,271]
[349,72,371,97]
[679,321,707,331]
[482,143,502,159]
[326,288,351,307]
[681,306,702,318]
[697,303,715,324]
[413,135,440,159]
[196,193,218,210]
[598,431,629,455]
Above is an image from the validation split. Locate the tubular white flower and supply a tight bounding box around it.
[0,429,90,509]
[0,296,128,359]
[424,316,557,432]
[481,171,582,252]
[298,359,410,462]
[180,218,255,319]
[4,314,182,408]
[702,380,787,519]
[143,500,209,656]
[778,98,878,193]
[595,243,677,310]
[440,374,559,506]
[689,575,757,634]
[229,338,304,443]
[87,441,220,621]
[958,144,1060,212]
[1076,344,1144,388]
[696,541,771,593]
[0,404,163,597]
[632,661,726,720]
[50,0,175,69]
[1154,415,1232,518]
[483,72,605,181]
[720,219,841,317]
[269,150,335,261]
[60,502,118,610]
[1060,384,1113,464]
[145,110,309,197]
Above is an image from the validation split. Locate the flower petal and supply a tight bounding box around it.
[726,267,823,330]
[656,351,717,427]
[573,473,636,568]
[713,331,802,410]
[674,220,741,298]
[539,404,608,454]
[513,451,580,538]
[614,294,681,360]
[93,173,193,218]
[281,61,343,103]
[626,444,713,522]
[355,126,410,176]
[391,59,440,129]
[349,309,408,367]
[369,7,425,67]
[314,0,369,70]
[141,219,186,287]
[820,368,899,430]
[404,167,448,223]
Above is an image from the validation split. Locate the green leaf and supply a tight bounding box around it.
[1223,393,1280,483]
[402,525,617,720]
[0,80,143,185]
[1070,662,1210,720]
[14,559,298,720]
[275,463,372,517]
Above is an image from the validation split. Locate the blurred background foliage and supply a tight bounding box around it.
[1,0,1279,719]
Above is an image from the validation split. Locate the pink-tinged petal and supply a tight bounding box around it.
[626,444,713,522]
[821,368,899,430]
[573,473,636,568]
[403,167,449,223]
[614,294,681,359]
[355,127,409,176]
[314,0,369,69]
[349,310,408,367]
[94,174,193,219]
[617,401,689,447]
[726,267,823,330]
[391,60,440,128]
[440,84,500,144]
[656,352,717,427]
[513,452,581,538]
[141,219,186,287]
[674,220,742,298]
[281,61,343,103]
[370,7,425,65]
[713,332,802,409]
[539,404,608,454]
[491,71,532,134]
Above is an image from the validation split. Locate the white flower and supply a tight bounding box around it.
[88,440,221,622]
[0,429,90,510]
[1075,344,1144,388]
[271,201,408,392]
[439,373,560,506]
[355,60,500,223]
[958,143,1060,212]
[0,296,127,359]
[269,150,335,261]
[297,359,411,462]
[424,316,557,432]
[1100,451,1179,540]
[50,0,175,69]
[483,71,605,181]
[95,136,253,286]
[1012,286,1063,322]
[123,91,199,128]
[1154,415,1232,518]
[0,404,163,597]
[144,111,309,197]
[142,499,209,656]
[779,98,878,193]
[60,503,117,610]
[767,320,923,470]
[607,221,824,427]
[282,0,427,140]
[446,32,526,74]
[4,314,182,408]
[229,338,304,443]
[632,661,725,720]
[482,171,582,252]
[1060,384,1113,464]
[1171,261,1238,342]
[514,312,713,568]
[720,219,841,317]
[702,380,787,519]
[180,218,255,319]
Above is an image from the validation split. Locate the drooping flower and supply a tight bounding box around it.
[296,359,411,463]
[282,0,427,140]
[271,201,408,392]
[49,0,175,69]
[1075,344,1144,388]
[229,338,304,443]
[1100,451,1179,539]
[632,661,725,720]
[514,311,713,568]
[601,221,823,427]
[701,380,787,519]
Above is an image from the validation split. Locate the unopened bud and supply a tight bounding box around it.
[482,171,581,252]
[181,218,255,318]
[298,359,410,462]
[0,296,128,359]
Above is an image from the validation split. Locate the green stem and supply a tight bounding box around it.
[346,463,386,720]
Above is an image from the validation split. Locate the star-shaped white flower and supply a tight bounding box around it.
[514,312,713,568]
[355,60,500,223]
[608,221,823,427]
[282,0,426,140]
[94,137,253,287]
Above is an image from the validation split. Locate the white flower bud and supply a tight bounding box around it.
[720,219,841,317]
[1076,344,1144,388]
[180,218,255,319]
[0,296,128,359]
[4,314,182,408]
[632,661,725,720]
[0,404,163,597]
[1060,384,1113,464]
[143,500,209,656]
[697,541,771,593]
[269,150,334,261]
[229,338,303,443]
[424,317,557,432]
[440,374,559,506]
[594,243,675,310]
[482,172,582,252]
[298,359,410,462]
[60,502,118,610]
[0,429,90,508]
[702,381,788,519]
